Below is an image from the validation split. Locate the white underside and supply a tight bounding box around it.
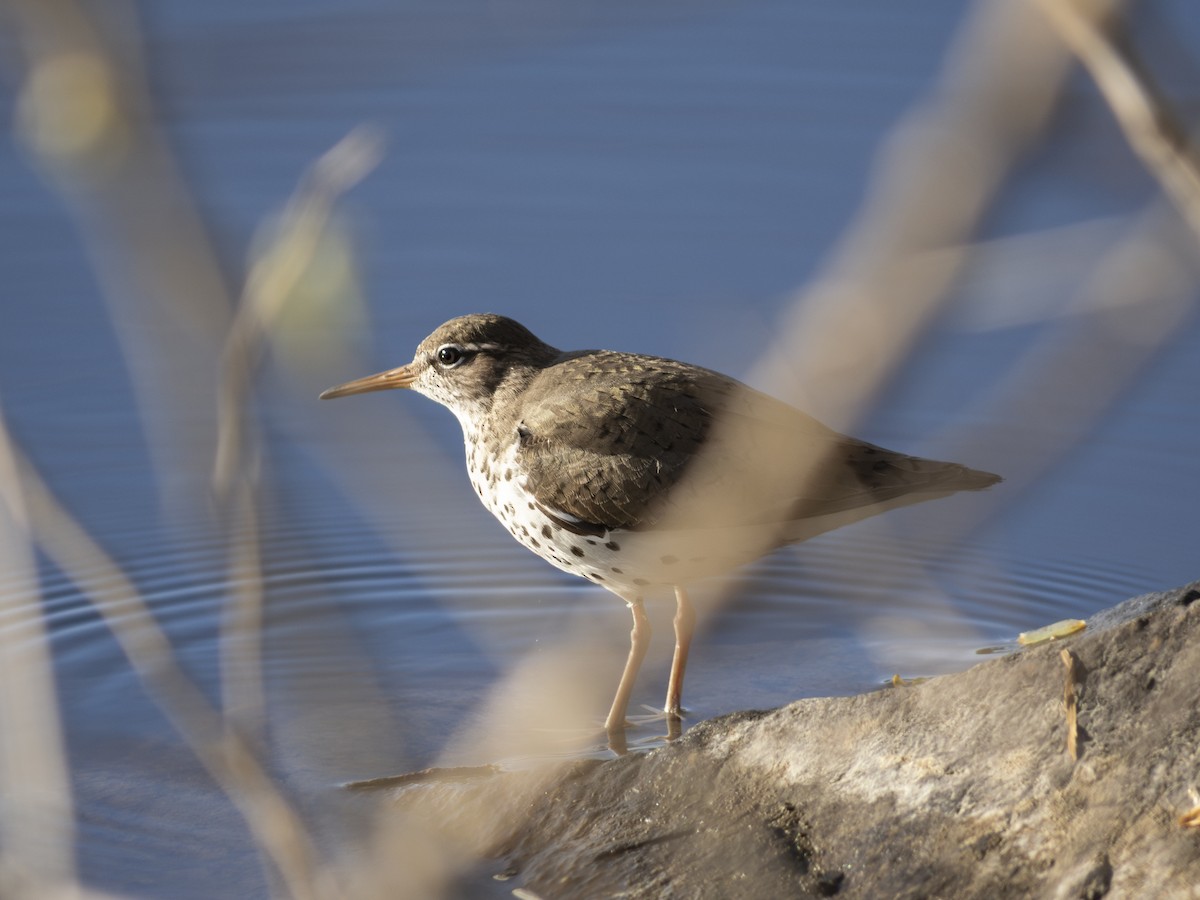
[461,428,805,599]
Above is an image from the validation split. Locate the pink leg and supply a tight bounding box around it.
[605,599,651,734]
[665,585,695,717]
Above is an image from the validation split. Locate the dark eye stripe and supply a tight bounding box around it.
[434,341,507,369]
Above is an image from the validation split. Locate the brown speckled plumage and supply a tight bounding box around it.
[321,313,1001,738]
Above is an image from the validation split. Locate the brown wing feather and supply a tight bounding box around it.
[513,351,716,530]
[511,350,998,533]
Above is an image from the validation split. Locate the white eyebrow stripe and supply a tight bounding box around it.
[461,342,503,352]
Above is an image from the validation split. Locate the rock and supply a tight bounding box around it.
[380,582,1200,898]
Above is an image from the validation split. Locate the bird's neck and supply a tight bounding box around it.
[450,361,542,443]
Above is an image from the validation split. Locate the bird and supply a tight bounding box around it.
[320,314,1000,738]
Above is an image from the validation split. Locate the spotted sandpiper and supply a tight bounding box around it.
[321,314,1000,737]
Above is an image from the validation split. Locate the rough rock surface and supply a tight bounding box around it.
[469,582,1200,898]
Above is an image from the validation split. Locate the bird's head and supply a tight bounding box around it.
[320,314,560,423]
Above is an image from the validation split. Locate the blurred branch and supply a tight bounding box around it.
[3,3,382,893]
[3,0,235,516]
[1036,0,1200,242]
[0,414,336,900]
[213,125,384,500]
[948,202,1197,504]
[0,406,76,897]
[662,0,1123,633]
[755,0,1125,431]
[915,0,1200,533]
[214,126,381,739]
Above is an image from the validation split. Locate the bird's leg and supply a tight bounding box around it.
[605,598,651,734]
[665,585,695,718]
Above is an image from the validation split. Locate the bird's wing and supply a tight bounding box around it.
[511,352,718,531]
[509,352,850,531]
[511,351,997,535]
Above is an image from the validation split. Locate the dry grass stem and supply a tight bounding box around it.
[213,125,384,499]
[2,3,343,894]
[948,204,1198,508]
[1060,648,1080,761]
[220,477,268,736]
[3,0,236,516]
[666,0,1107,574]
[756,0,1119,429]
[5,4,384,894]
[657,0,1123,667]
[1036,0,1200,243]
[0,411,78,896]
[214,126,382,740]
[0,422,333,900]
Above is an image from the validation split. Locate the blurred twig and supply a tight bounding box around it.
[3,0,235,516]
[1061,648,1081,761]
[214,126,382,738]
[922,0,1200,532]
[0,414,335,900]
[3,3,379,895]
[1036,0,1200,242]
[1,2,333,894]
[655,0,1126,661]
[0,405,77,898]
[958,203,1196,483]
[756,0,1125,428]
[213,125,384,500]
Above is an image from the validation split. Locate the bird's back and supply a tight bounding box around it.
[505,349,999,544]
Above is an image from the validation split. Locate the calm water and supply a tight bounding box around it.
[2,1,1199,896]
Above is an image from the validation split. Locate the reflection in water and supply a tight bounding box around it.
[0,0,1198,896]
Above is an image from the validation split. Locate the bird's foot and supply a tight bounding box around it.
[605,724,629,756]
[603,706,688,754]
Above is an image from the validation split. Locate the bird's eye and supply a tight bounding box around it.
[436,345,464,368]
